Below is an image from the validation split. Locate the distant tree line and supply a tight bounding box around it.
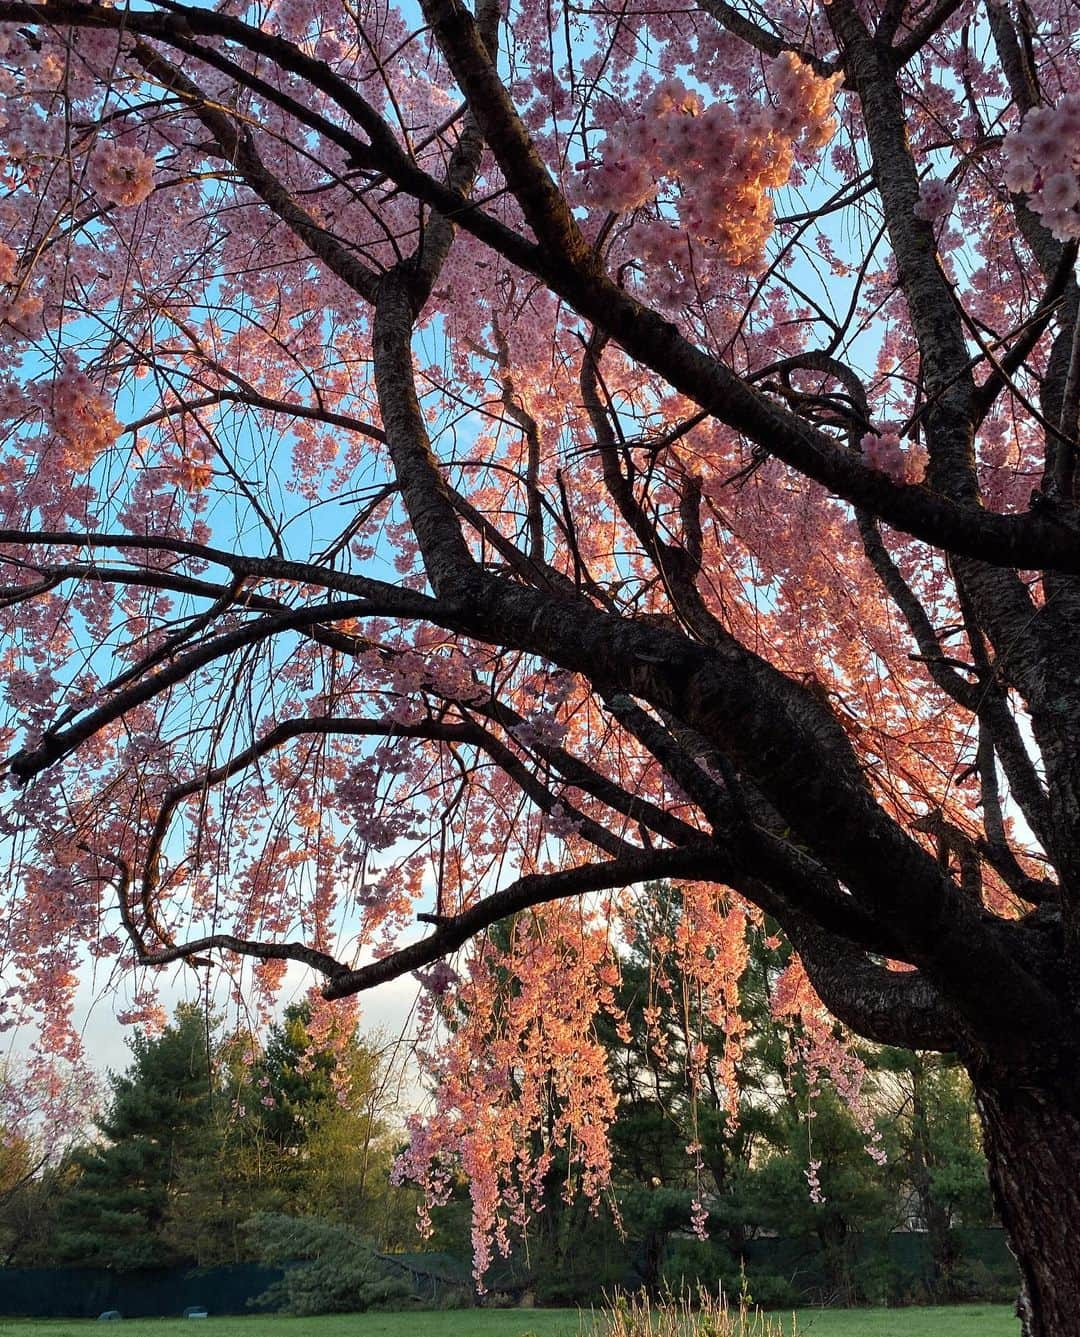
[0,1000,415,1272]
[0,890,1014,1309]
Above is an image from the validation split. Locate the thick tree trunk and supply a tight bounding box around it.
[975,1079,1080,1337]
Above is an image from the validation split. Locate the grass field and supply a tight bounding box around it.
[0,1307,1019,1337]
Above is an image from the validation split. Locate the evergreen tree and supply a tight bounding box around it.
[221,1001,408,1244]
[874,1049,996,1298]
[10,1002,410,1269]
[50,1004,220,1268]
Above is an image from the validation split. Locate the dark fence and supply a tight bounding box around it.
[0,1230,1018,1317]
[0,1263,285,1318]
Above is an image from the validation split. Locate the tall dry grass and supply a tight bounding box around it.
[579,1287,797,1337]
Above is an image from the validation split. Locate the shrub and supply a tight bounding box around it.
[436,1286,475,1310]
[244,1212,416,1316]
[737,1272,801,1311]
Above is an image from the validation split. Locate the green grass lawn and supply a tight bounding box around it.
[789,1307,1017,1335]
[0,1307,1018,1337]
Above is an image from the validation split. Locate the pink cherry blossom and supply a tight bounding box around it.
[860,430,926,485]
[914,177,957,222]
[1003,94,1080,240]
[87,143,156,208]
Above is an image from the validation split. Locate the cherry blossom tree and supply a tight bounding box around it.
[0,0,1076,1327]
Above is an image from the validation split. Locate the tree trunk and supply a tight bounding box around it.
[975,1079,1080,1337]
[909,1066,959,1300]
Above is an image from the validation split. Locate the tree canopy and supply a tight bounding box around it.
[13,1000,405,1269]
[0,0,1077,1329]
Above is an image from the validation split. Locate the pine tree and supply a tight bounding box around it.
[51,1004,219,1269]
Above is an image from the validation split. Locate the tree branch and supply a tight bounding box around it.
[322,846,725,997]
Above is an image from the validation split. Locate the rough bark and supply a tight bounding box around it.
[975,1073,1080,1337]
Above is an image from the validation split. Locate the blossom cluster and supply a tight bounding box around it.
[1003,95,1080,241]
[804,1158,824,1204]
[772,955,886,1182]
[0,289,41,340]
[0,241,18,285]
[0,235,40,337]
[87,142,156,209]
[860,428,926,485]
[0,1051,99,1163]
[44,363,121,469]
[768,51,842,151]
[581,56,840,268]
[914,176,957,223]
